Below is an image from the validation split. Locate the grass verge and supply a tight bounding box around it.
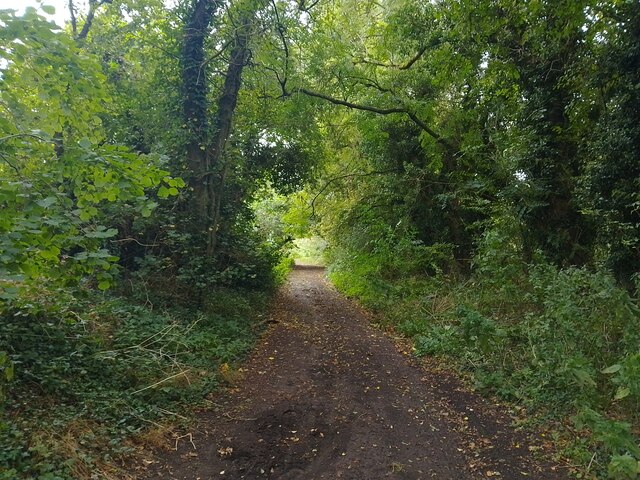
[0,281,269,479]
[328,254,640,479]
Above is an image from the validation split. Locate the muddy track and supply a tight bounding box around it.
[136,266,566,479]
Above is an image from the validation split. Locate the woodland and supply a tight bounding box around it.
[0,0,639,478]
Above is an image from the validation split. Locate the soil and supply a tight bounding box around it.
[132,266,567,479]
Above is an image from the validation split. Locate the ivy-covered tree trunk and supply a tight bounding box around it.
[182,0,219,241]
[501,7,595,267]
[182,0,255,256]
[206,15,252,255]
[584,1,640,286]
[518,64,594,266]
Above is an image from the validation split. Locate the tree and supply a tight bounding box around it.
[0,6,179,290]
[493,0,595,266]
[580,0,640,286]
[180,0,276,257]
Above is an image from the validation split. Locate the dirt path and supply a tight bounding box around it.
[136,266,565,479]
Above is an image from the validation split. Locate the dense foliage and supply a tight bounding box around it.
[302,1,640,478]
[0,0,638,478]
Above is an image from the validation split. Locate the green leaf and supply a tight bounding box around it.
[602,364,622,374]
[0,286,19,301]
[4,363,14,382]
[41,5,56,15]
[39,246,61,261]
[98,280,111,290]
[86,228,118,239]
[78,137,92,149]
[157,185,170,198]
[79,206,98,221]
[569,367,597,388]
[614,387,630,400]
[36,196,58,209]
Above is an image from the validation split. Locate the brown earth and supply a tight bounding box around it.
[132,265,567,479]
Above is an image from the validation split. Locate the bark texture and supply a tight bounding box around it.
[206,15,252,255]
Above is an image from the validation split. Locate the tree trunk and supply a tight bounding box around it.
[518,61,594,267]
[499,11,594,267]
[181,0,219,238]
[181,0,256,256]
[206,15,252,255]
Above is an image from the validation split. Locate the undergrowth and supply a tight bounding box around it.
[327,228,640,479]
[0,280,269,479]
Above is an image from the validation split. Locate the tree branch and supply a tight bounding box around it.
[269,0,290,97]
[201,37,233,67]
[399,46,427,70]
[299,87,405,115]
[297,88,451,148]
[0,133,49,144]
[68,0,77,36]
[0,153,21,176]
[112,237,158,247]
[352,46,428,71]
[76,0,113,41]
[298,0,320,12]
[343,74,394,94]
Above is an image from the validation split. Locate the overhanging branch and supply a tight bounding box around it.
[297,88,452,149]
[399,46,427,70]
[299,88,405,115]
[0,133,49,144]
